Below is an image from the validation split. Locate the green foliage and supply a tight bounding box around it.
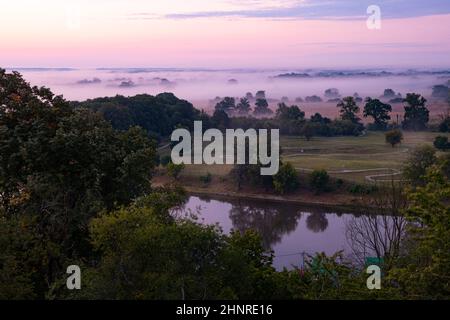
[438,116,450,132]
[253,98,272,117]
[403,145,437,186]
[236,97,251,115]
[74,92,201,139]
[364,98,392,130]
[348,184,378,195]
[80,204,281,300]
[389,168,450,298]
[160,155,172,166]
[337,96,360,124]
[309,170,330,194]
[402,93,429,130]
[385,129,403,147]
[276,103,305,121]
[199,172,212,185]
[433,136,450,151]
[167,162,185,179]
[273,162,300,195]
[300,122,319,141]
[0,69,156,298]
[215,97,236,115]
[229,163,273,191]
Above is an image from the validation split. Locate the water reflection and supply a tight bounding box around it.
[306,213,329,233]
[228,199,302,248]
[194,195,336,249]
[180,195,403,270]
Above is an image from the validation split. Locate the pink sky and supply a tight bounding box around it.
[1,0,450,68]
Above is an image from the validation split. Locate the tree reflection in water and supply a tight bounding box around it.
[228,199,302,249]
[306,212,329,233]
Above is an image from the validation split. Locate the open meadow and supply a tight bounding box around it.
[167,131,450,183]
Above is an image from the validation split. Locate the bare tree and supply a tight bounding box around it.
[345,179,408,269]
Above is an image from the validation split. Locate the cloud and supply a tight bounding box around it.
[142,0,450,20]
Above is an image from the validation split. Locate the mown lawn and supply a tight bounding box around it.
[159,131,450,183]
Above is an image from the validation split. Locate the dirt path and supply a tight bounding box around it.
[295,167,404,182]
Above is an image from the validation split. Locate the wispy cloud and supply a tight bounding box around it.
[130,0,450,20]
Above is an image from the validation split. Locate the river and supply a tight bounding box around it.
[177,195,405,270]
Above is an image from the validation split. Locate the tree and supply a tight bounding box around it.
[81,199,282,300]
[76,92,201,138]
[253,98,272,117]
[385,129,403,147]
[211,109,230,130]
[167,162,185,179]
[431,85,449,100]
[402,93,429,130]
[309,170,330,194]
[301,122,317,141]
[0,69,156,298]
[215,97,236,115]
[434,136,450,151]
[272,162,299,195]
[389,167,450,298]
[381,89,396,99]
[275,103,305,121]
[236,97,251,115]
[337,97,360,124]
[439,116,450,132]
[363,98,392,130]
[255,90,266,100]
[403,145,437,186]
[310,113,331,124]
[324,88,340,99]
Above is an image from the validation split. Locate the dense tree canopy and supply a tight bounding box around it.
[0,69,156,298]
[73,92,201,140]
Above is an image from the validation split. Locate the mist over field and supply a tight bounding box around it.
[12,68,449,110]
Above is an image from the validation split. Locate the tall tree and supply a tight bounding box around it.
[402,93,429,130]
[236,97,251,115]
[275,103,305,121]
[215,97,236,115]
[337,96,360,124]
[0,69,156,297]
[363,98,392,130]
[253,98,273,117]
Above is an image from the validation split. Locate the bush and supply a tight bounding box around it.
[200,172,212,184]
[272,163,299,194]
[167,162,185,179]
[434,136,450,151]
[403,145,437,186]
[348,184,378,195]
[385,129,403,147]
[438,117,450,132]
[160,155,172,166]
[309,170,330,194]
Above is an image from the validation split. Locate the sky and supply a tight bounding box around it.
[1,0,450,69]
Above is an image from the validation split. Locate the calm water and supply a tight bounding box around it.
[178,195,403,270]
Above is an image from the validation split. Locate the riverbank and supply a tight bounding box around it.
[152,174,378,213]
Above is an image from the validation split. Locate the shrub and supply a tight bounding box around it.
[309,170,330,194]
[200,172,212,184]
[272,163,299,194]
[160,155,172,166]
[385,129,403,147]
[348,184,378,195]
[434,136,450,151]
[167,162,185,179]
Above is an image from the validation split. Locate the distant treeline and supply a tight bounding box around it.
[73,90,450,141]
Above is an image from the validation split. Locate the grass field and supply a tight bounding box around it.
[160,131,450,184]
[281,131,449,183]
